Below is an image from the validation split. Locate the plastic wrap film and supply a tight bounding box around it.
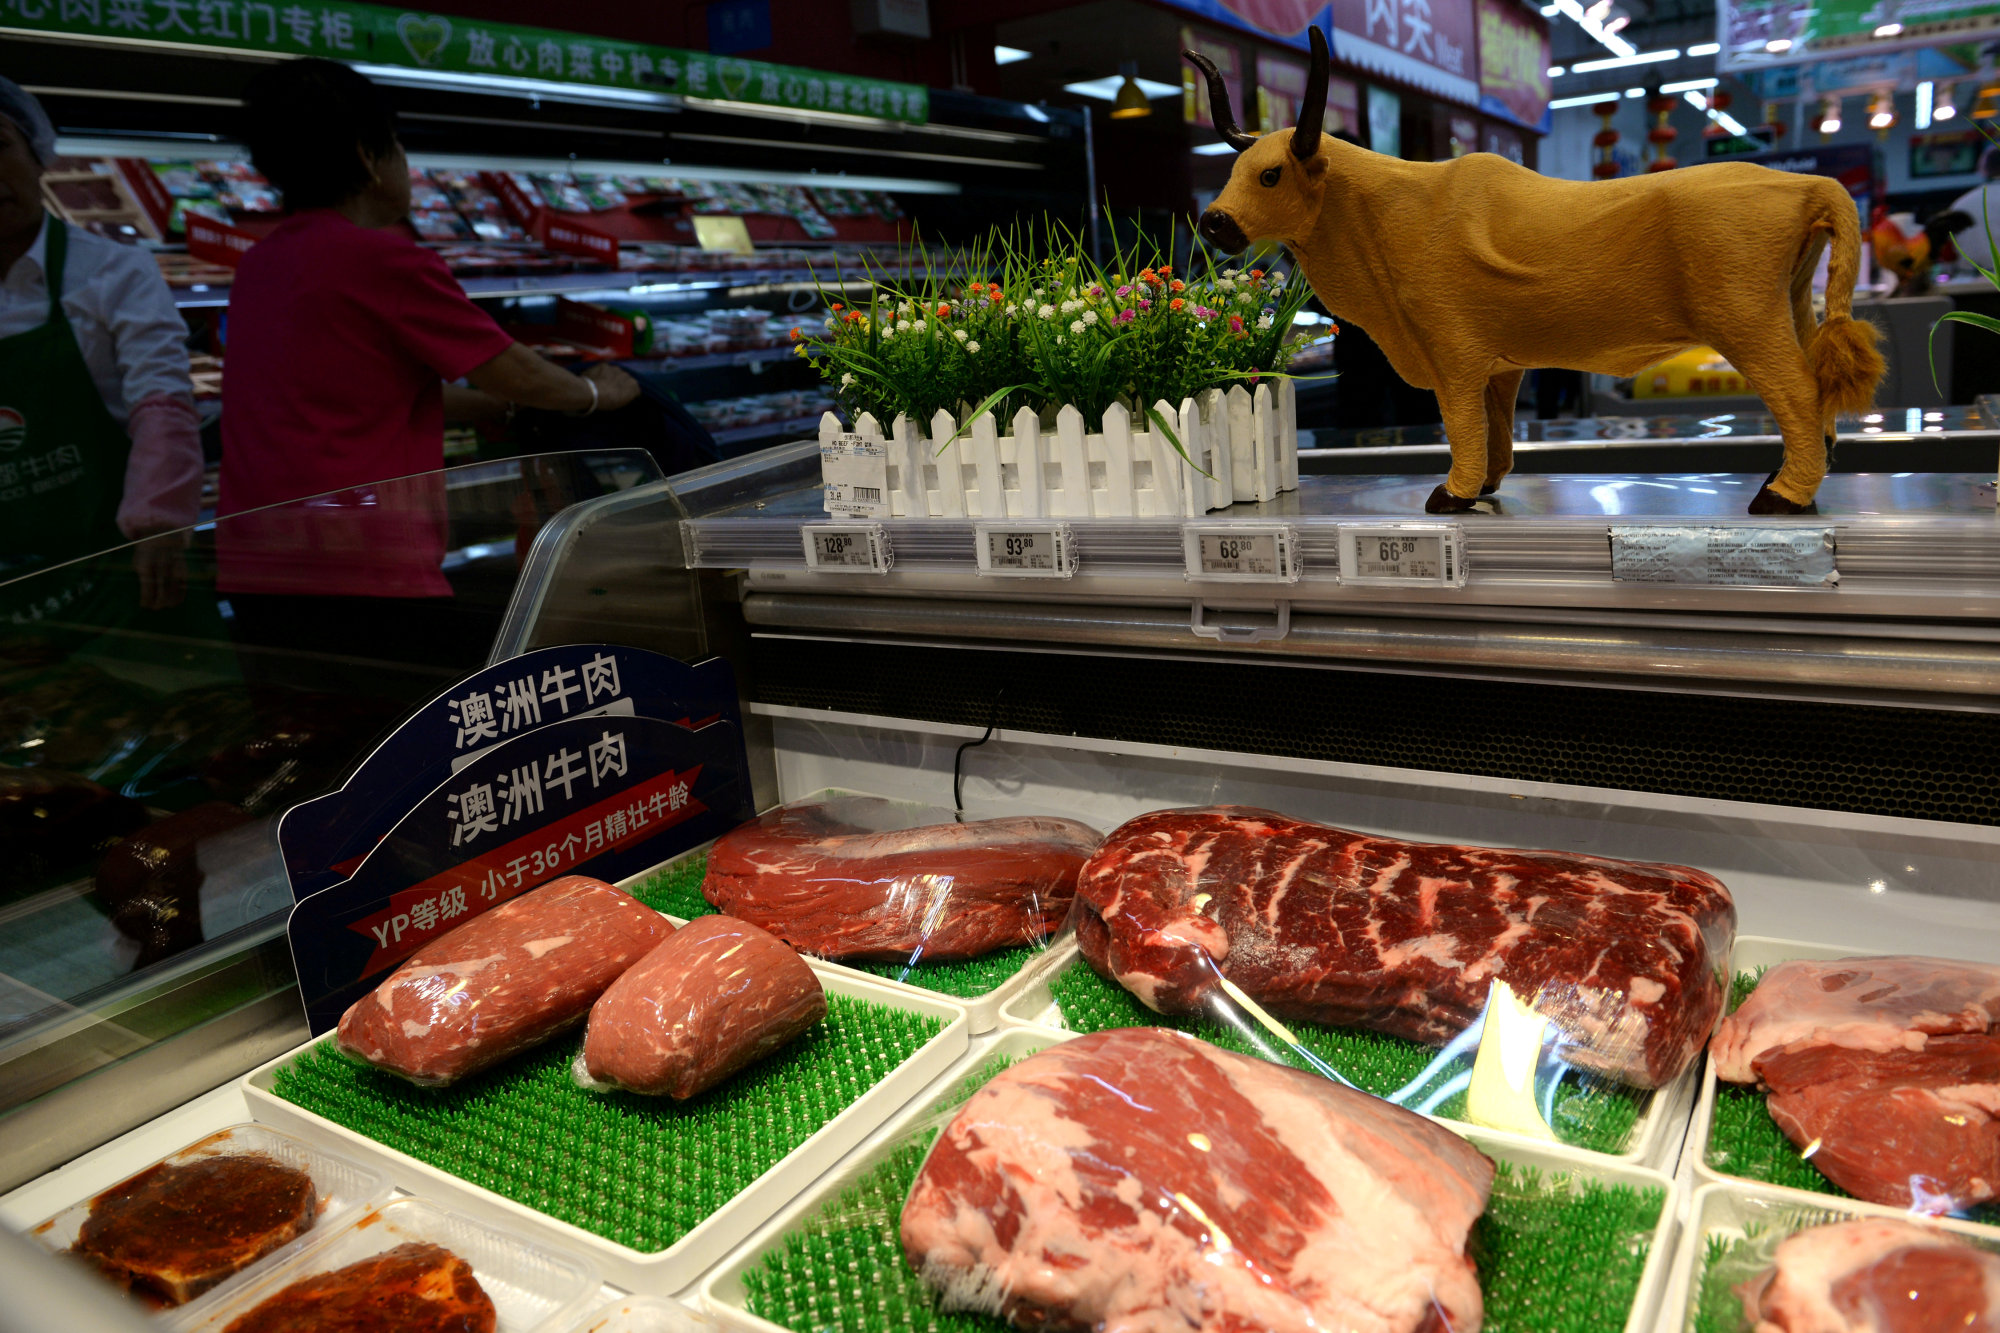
[699,794,1101,970]
[577,915,827,1099]
[1692,1199,2000,1333]
[1712,956,2000,1215]
[733,1031,1669,1333]
[335,875,669,1086]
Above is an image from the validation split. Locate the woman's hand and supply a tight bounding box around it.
[131,529,189,611]
[581,363,641,413]
[465,343,643,416]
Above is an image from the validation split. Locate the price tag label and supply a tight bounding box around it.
[1337,524,1466,586]
[975,523,1076,578]
[1609,526,1837,587]
[1183,524,1302,583]
[800,524,891,574]
[820,432,889,518]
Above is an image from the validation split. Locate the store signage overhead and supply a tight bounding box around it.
[1476,0,1552,134]
[1717,0,2000,69]
[4,0,930,123]
[287,712,753,1036]
[1332,0,1480,109]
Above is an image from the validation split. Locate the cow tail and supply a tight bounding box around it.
[1810,195,1885,418]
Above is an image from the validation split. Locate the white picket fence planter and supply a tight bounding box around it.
[818,380,1298,520]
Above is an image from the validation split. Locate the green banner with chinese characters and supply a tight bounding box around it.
[4,0,930,123]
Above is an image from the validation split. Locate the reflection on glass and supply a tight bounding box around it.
[0,449,659,1113]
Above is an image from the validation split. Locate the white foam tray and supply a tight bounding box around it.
[698,1025,1682,1333]
[241,967,969,1294]
[1658,1180,2000,1331]
[172,1194,600,1333]
[569,1293,720,1332]
[1681,934,1875,1199]
[26,1122,392,1326]
[998,936,1700,1172]
[620,841,1063,1035]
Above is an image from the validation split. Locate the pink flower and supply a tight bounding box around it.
[1138,298,1151,310]
[1229,314,1244,333]
[1115,308,1136,323]
[1116,285,1132,298]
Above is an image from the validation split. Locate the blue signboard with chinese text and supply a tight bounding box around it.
[287,711,753,1036]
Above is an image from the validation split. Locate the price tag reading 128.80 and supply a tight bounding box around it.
[800,523,891,574]
[1183,524,1302,583]
[975,523,1075,578]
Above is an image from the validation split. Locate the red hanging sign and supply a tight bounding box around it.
[540,213,620,265]
[185,214,261,267]
[555,297,637,357]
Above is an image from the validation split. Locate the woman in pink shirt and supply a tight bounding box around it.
[218,59,637,676]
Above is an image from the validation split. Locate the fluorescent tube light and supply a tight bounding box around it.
[1549,92,1621,108]
[1192,142,1237,155]
[1570,48,1680,73]
[1660,78,1718,93]
[995,44,1032,64]
[1916,81,1934,128]
[1064,74,1179,101]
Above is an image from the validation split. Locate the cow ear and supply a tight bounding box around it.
[1298,146,1329,179]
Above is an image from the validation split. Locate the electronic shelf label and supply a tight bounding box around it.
[1183,523,1303,583]
[1335,523,1467,587]
[974,522,1077,578]
[801,523,892,574]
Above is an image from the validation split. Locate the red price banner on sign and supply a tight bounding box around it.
[541,214,620,265]
[185,214,261,267]
[554,298,638,357]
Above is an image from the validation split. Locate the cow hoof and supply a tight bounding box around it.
[1480,481,1503,496]
[1425,484,1482,514]
[1747,485,1819,516]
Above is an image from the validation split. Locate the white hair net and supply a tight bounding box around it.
[0,77,56,164]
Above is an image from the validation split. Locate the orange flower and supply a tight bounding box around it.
[1169,279,1184,292]
[937,303,952,317]
[1138,267,1157,283]
[789,327,801,340]
[831,302,844,311]
[989,289,1003,303]
[1169,297,1186,311]
[1158,265,1173,276]
[1249,268,1265,278]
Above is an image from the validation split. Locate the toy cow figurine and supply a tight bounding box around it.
[1187,28,1884,515]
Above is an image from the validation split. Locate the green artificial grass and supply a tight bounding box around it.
[1705,967,2000,1226]
[742,1065,1665,1333]
[271,993,943,1253]
[626,851,1044,1001]
[1046,960,1647,1156]
[1692,1229,1764,1333]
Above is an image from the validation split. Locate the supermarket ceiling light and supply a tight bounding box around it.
[1660,78,1718,93]
[1064,74,1179,101]
[1766,37,1793,52]
[1569,48,1680,73]
[1683,90,1749,135]
[995,44,1032,65]
[350,63,675,109]
[1625,86,1645,97]
[1549,92,1622,108]
[1687,42,1721,55]
[1548,65,1565,76]
[1916,81,1934,129]
[1549,0,1637,58]
[1191,142,1236,154]
[1873,22,1903,36]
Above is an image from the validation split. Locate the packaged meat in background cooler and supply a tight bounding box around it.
[700,794,1100,963]
[579,915,826,1099]
[900,1027,1495,1333]
[1072,805,1736,1091]
[1704,1214,2000,1332]
[1715,956,2000,1212]
[336,875,669,1085]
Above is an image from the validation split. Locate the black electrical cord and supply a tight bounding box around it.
[953,686,1005,820]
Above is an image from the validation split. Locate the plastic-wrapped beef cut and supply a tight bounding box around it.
[1712,956,2000,1084]
[1740,1218,2000,1332]
[901,1027,1495,1333]
[337,876,668,1086]
[700,796,1100,962]
[1073,806,1736,1089]
[219,1241,495,1333]
[72,1156,317,1307]
[581,915,825,1099]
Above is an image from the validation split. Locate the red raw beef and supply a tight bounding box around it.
[901,1027,1494,1333]
[338,876,668,1085]
[1753,1035,2000,1212]
[1072,806,1735,1089]
[581,915,825,1099]
[1741,1218,2000,1332]
[701,797,1100,962]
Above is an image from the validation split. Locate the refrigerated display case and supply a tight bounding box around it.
[10,413,2000,1331]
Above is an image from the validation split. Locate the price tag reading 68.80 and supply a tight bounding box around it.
[801,523,891,574]
[1183,523,1302,583]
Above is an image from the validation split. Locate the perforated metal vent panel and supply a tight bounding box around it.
[749,637,2000,827]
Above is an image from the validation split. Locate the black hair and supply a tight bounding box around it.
[241,58,398,211]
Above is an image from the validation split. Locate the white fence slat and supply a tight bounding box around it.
[1201,390,1232,512]
[1056,405,1090,518]
[1014,406,1045,518]
[1100,401,1134,517]
[925,409,962,518]
[888,413,924,518]
[1280,377,1300,491]
[1251,381,1277,503]
[1224,385,1256,504]
[817,412,841,514]
[1148,399,1184,518]
[969,411,1004,518]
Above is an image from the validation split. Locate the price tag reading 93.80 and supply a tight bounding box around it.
[975,523,1076,578]
[1183,524,1302,583]
[1336,524,1466,587]
[800,523,891,574]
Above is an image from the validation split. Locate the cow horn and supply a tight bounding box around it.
[1182,49,1258,151]
[1292,25,1329,159]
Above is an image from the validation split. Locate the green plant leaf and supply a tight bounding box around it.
[936,383,1035,453]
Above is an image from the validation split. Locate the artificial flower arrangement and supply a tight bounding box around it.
[796,229,1328,518]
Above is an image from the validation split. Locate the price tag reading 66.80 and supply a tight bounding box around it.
[1183,523,1302,583]
[801,523,891,574]
[1336,523,1466,587]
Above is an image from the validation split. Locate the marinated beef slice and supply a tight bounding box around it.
[701,797,1100,962]
[1740,1218,2000,1332]
[901,1027,1495,1333]
[1713,956,2000,1084]
[1073,806,1736,1089]
[220,1241,496,1333]
[338,875,668,1085]
[582,914,826,1099]
[72,1155,316,1307]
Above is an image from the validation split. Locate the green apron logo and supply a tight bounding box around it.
[396,13,453,66]
[0,408,23,454]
